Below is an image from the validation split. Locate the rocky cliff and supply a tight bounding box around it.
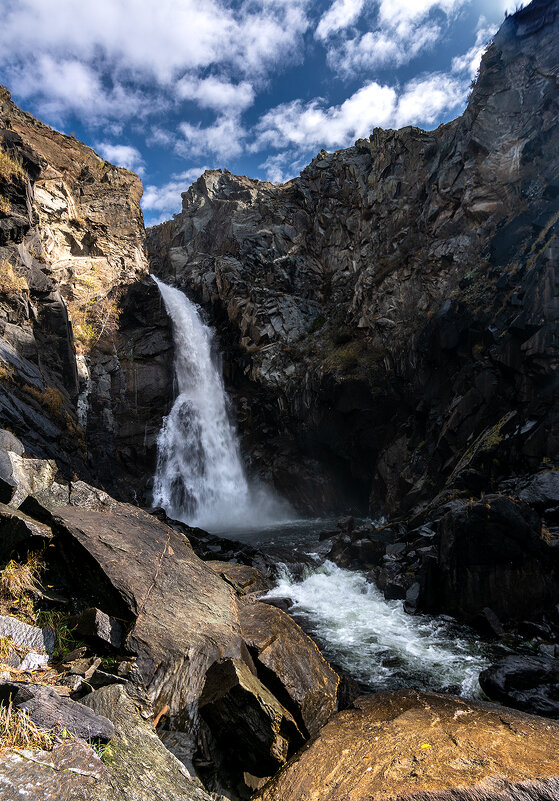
[148,0,559,518]
[0,87,173,500]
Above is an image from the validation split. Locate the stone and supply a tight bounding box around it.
[206,561,273,596]
[255,690,559,801]
[68,607,123,650]
[0,502,53,559]
[437,495,559,621]
[0,451,57,508]
[82,683,220,801]
[0,429,24,456]
[48,499,245,731]
[0,682,115,741]
[238,598,339,737]
[0,615,55,654]
[479,655,559,718]
[199,657,304,778]
[0,740,115,801]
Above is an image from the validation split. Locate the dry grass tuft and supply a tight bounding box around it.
[0,701,54,752]
[0,553,44,622]
[0,196,10,215]
[0,260,28,296]
[68,294,121,352]
[0,149,26,183]
[22,385,65,418]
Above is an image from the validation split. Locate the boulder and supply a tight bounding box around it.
[0,615,55,654]
[207,561,273,596]
[0,739,115,801]
[68,607,123,650]
[255,690,559,801]
[0,451,57,508]
[237,598,339,736]
[0,681,115,741]
[46,501,245,731]
[479,655,559,718]
[82,683,224,801]
[198,657,304,778]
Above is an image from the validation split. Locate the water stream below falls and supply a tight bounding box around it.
[152,277,497,701]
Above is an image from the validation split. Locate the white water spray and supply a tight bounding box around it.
[152,276,288,531]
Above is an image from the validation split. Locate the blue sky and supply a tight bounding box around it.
[0,0,525,226]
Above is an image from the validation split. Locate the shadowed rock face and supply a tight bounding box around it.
[255,690,559,801]
[147,0,559,516]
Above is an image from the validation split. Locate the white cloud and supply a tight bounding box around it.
[315,0,365,40]
[95,142,146,175]
[176,77,255,113]
[319,0,469,75]
[252,70,467,155]
[451,22,498,79]
[177,115,246,160]
[0,0,309,123]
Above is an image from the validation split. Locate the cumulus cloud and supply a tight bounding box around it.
[176,77,255,113]
[452,22,498,79]
[0,0,309,123]
[95,142,146,175]
[177,115,247,160]
[318,0,468,75]
[252,71,467,155]
[315,0,366,40]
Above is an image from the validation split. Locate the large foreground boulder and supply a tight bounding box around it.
[255,690,559,801]
[238,598,339,737]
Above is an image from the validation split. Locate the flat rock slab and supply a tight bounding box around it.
[0,739,115,801]
[82,683,221,801]
[255,689,559,801]
[2,682,114,741]
[0,615,55,654]
[238,598,339,736]
[50,503,244,725]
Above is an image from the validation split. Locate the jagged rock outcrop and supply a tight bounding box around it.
[0,87,172,503]
[148,0,559,517]
[255,690,559,801]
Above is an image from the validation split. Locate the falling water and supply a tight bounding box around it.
[152,276,288,530]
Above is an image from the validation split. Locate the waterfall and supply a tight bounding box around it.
[152,276,288,531]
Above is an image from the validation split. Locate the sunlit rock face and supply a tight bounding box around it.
[148,0,559,516]
[0,87,173,501]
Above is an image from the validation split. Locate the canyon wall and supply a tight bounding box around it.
[148,0,559,516]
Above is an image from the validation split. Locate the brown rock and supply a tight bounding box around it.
[207,561,273,595]
[238,598,339,737]
[255,690,559,801]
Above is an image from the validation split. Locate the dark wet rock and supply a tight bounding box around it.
[82,683,222,801]
[255,690,559,801]
[479,655,559,718]
[518,470,559,509]
[474,607,505,638]
[237,598,339,737]
[0,681,115,741]
[437,495,559,621]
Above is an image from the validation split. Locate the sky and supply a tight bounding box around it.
[0,0,527,226]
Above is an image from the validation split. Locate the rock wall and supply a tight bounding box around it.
[147,0,559,516]
[0,87,172,502]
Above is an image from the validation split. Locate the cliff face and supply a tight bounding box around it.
[147,0,559,514]
[0,88,172,500]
